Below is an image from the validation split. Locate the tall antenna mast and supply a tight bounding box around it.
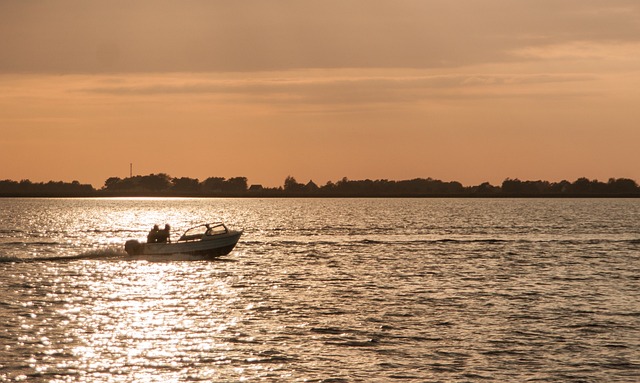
[130,163,133,178]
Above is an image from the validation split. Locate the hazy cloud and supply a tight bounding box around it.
[1,1,640,73]
[514,41,640,61]
[75,73,597,111]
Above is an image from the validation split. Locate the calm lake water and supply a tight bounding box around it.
[0,198,639,382]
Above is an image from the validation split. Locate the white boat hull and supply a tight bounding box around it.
[125,227,242,259]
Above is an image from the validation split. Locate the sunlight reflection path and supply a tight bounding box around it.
[59,262,246,382]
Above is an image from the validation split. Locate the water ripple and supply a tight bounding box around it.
[0,198,639,382]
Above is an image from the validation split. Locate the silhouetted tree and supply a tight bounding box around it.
[501,178,523,194]
[284,176,304,192]
[172,177,200,193]
[104,177,122,190]
[521,180,551,195]
[202,177,226,192]
[569,177,598,194]
[321,181,336,193]
[0,180,20,194]
[474,182,499,195]
[139,174,172,192]
[225,177,248,192]
[608,178,638,194]
[548,180,571,194]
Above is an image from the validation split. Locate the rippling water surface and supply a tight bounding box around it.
[0,198,639,382]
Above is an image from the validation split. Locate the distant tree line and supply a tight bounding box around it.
[102,174,248,196]
[0,174,639,197]
[277,176,640,197]
[0,179,95,197]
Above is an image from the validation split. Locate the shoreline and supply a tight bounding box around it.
[3,175,639,198]
[1,193,639,198]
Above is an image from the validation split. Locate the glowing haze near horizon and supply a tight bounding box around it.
[1,1,639,188]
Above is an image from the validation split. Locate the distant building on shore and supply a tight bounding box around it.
[248,184,264,192]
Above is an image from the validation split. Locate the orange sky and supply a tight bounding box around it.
[1,1,639,188]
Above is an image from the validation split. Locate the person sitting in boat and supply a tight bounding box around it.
[156,224,171,243]
[147,225,160,243]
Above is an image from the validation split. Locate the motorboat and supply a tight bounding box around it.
[125,222,242,258]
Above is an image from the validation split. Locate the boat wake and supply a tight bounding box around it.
[0,246,127,263]
[126,253,236,262]
[0,246,236,263]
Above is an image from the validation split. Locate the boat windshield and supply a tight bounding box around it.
[178,225,207,242]
[178,223,228,242]
[205,223,228,236]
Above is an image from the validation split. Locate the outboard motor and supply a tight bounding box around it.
[124,240,143,255]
